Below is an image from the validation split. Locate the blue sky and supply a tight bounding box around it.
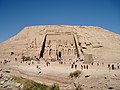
[0,0,120,43]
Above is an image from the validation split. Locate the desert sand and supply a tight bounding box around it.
[0,58,120,90]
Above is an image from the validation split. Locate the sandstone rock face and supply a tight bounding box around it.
[0,25,120,62]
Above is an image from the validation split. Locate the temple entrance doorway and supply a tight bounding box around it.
[59,51,61,58]
[40,33,79,60]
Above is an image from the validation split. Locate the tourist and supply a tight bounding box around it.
[81,65,83,70]
[28,63,31,65]
[102,63,104,66]
[97,63,99,66]
[46,61,50,66]
[108,64,110,68]
[36,65,39,69]
[117,63,119,70]
[71,64,74,69]
[15,58,17,61]
[32,61,34,64]
[73,62,75,64]
[91,62,93,65]
[108,64,110,70]
[84,65,85,69]
[118,65,119,70]
[20,61,22,63]
[76,60,78,62]
[75,65,77,69]
[111,64,114,70]
[38,71,41,74]
[86,65,88,69]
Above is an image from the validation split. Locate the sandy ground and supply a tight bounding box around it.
[0,59,120,90]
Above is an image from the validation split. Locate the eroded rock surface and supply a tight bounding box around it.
[0,25,120,62]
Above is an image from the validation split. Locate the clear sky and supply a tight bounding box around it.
[0,0,120,43]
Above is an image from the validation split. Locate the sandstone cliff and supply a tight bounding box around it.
[0,25,120,62]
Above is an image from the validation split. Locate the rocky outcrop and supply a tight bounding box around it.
[0,73,23,90]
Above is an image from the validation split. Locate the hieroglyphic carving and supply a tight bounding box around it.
[42,34,79,59]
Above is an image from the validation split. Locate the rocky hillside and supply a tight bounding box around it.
[0,25,120,62]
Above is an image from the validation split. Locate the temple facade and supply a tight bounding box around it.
[39,29,84,60]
